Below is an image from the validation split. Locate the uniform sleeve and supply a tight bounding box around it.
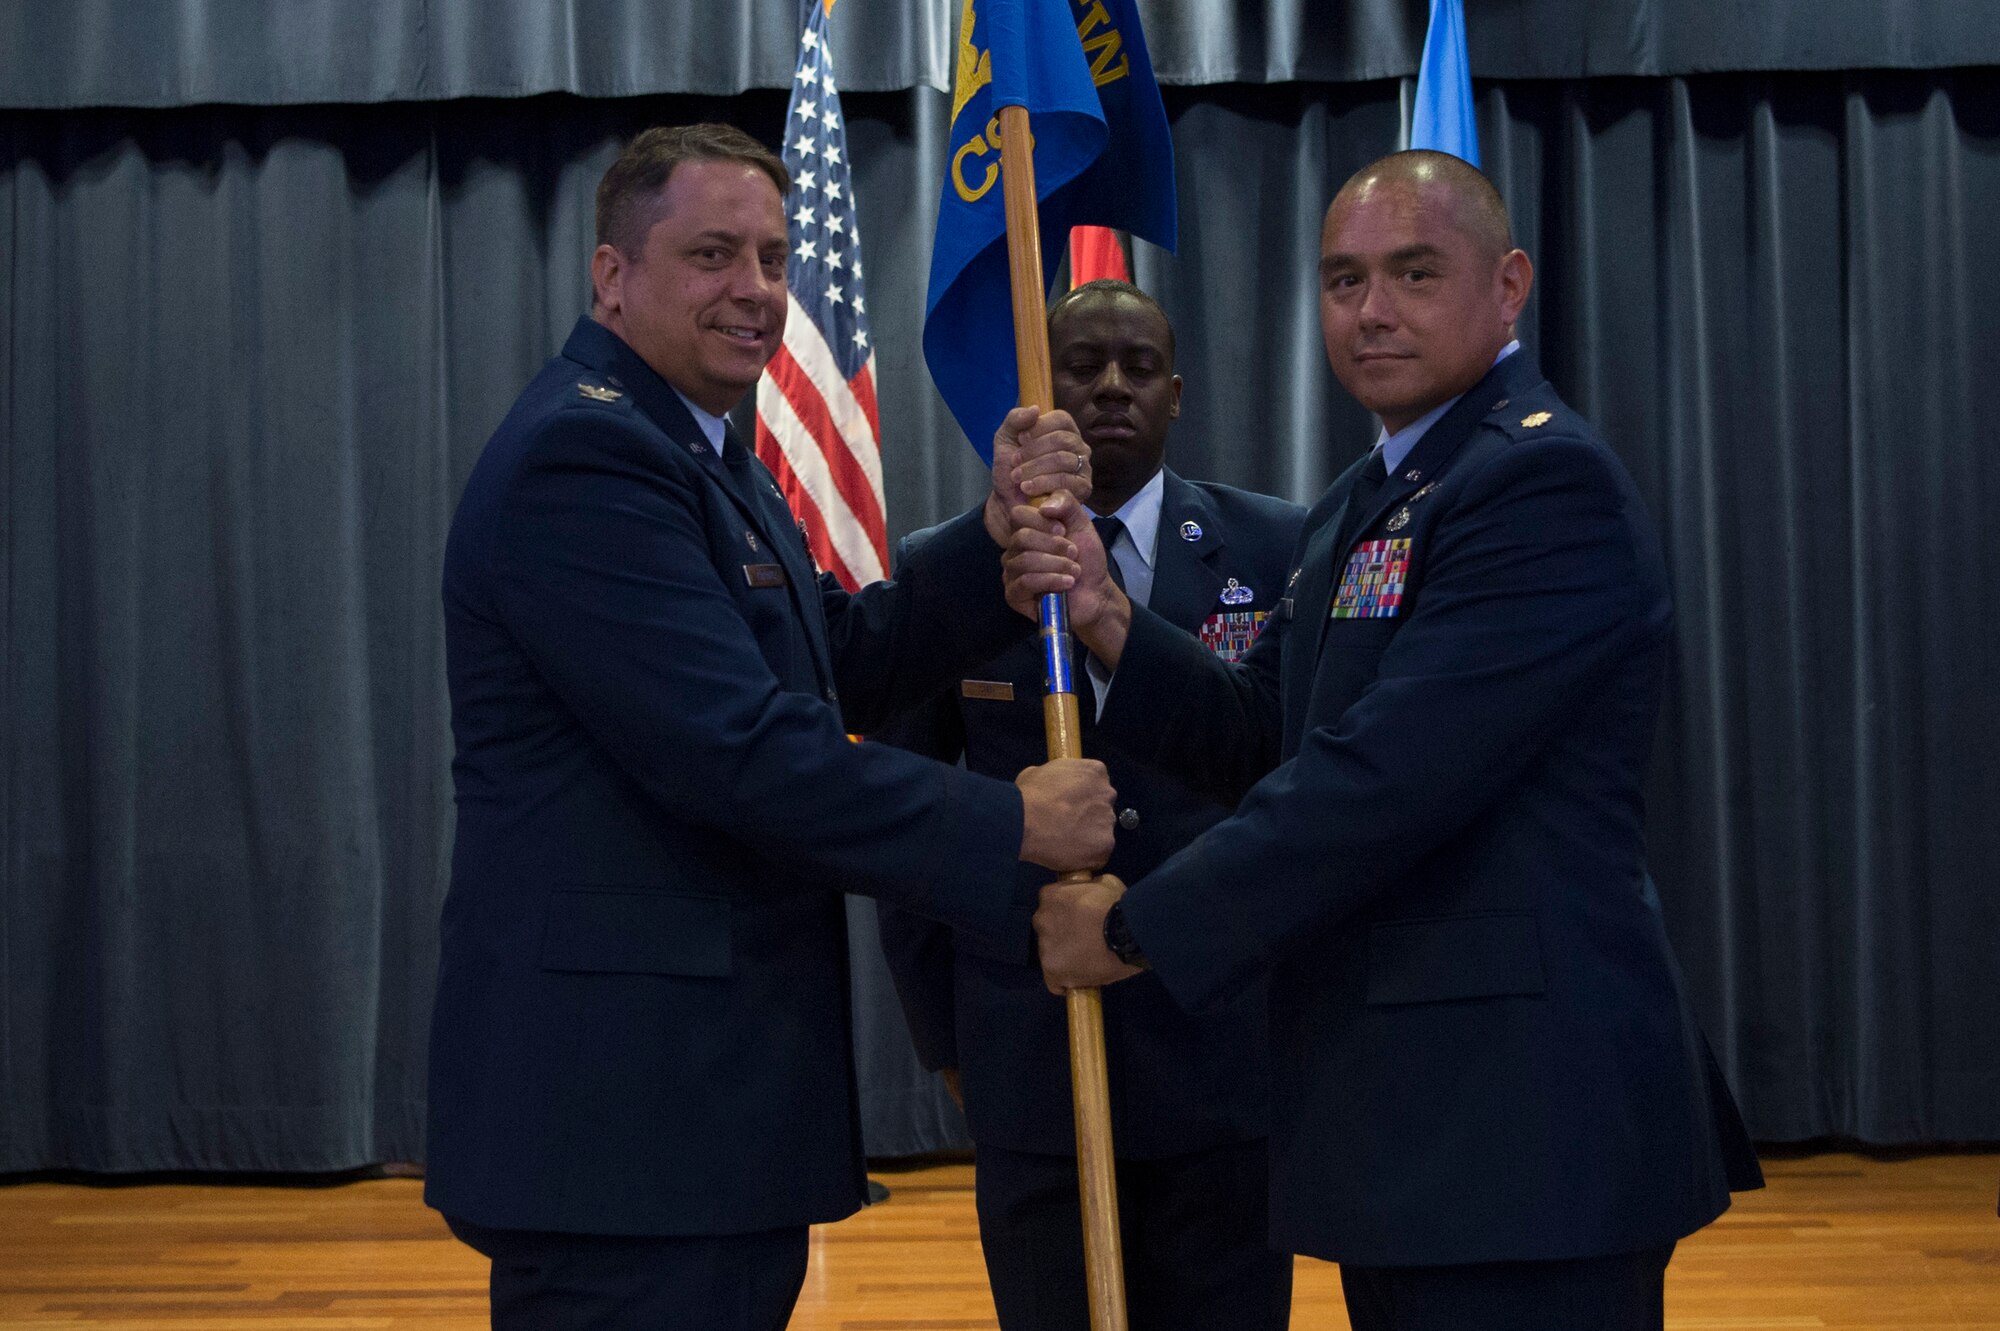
[490,412,1023,941]
[821,509,1034,735]
[1124,434,1667,1011]
[1093,494,1306,803]
[1095,594,1289,805]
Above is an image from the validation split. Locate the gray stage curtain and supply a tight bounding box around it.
[5,68,1998,1167]
[8,1,1998,109]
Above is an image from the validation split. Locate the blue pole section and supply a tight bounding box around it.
[1041,591,1076,696]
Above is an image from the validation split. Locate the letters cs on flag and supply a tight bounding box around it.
[923,0,1176,462]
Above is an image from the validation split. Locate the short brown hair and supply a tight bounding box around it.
[595,124,790,256]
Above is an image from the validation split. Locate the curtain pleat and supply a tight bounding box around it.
[4,2,1997,109]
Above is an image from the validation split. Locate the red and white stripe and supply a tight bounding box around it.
[755,292,888,591]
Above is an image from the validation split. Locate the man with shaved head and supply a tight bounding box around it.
[1014,150,1763,1328]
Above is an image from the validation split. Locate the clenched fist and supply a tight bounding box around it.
[1034,874,1142,994]
[983,405,1093,548]
[1016,758,1116,872]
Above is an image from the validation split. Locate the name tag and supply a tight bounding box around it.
[960,680,1016,702]
[742,563,788,589]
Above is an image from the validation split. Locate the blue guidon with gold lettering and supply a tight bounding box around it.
[923,0,1176,461]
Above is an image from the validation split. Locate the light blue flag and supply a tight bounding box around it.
[923,0,1177,462]
[1412,0,1480,166]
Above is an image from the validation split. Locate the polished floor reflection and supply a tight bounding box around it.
[0,1151,1993,1328]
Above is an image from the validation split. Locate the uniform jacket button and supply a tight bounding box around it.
[1117,807,1141,831]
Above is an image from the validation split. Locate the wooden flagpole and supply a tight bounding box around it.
[995,103,1129,1331]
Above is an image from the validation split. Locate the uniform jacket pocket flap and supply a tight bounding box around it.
[540,888,733,977]
[1365,911,1545,1006]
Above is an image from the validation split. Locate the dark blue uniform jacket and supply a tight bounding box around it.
[878,473,1306,1159]
[426,319,1032,1238]
[1098,353,1762,1266]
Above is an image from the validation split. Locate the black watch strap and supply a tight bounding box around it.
[1103,901,1147,968]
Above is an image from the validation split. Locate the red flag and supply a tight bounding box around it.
[1068,225,1130,285]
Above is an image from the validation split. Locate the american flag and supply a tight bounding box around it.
[754,0,887,592]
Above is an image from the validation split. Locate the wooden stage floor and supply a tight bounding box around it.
[0,1151,1994,1328]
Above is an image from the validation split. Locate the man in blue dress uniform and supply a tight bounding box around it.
[425,123,1117,1330]
[1017,151,1762,1331]
[878,281,1303,1329]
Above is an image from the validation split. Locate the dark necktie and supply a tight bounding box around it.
[1092,515,1128,593]
[1335,447,1389,553]
[1081,515,1129,711]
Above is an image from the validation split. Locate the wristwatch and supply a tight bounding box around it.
[1102,902,1148,969]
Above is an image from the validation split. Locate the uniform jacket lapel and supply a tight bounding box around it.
[562,319,837,689]
[1302,352,1549,673]
[1363,352,1544,541]
[1146,471,1228,633]
[1293,474,1355,631]
[726,429,837,686]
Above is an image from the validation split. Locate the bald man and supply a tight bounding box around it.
[1014,151,1762,1330]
